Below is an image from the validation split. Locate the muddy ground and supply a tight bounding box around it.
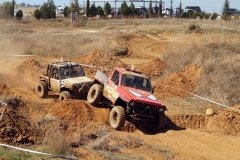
[0,30,239,160]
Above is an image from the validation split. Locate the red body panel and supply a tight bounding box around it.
[102,67,165,108]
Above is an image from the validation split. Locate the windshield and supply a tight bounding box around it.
[121,74,152,92]
[60,65,84,79]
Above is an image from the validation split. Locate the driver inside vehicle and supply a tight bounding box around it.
[60,67,69,77]
[123,78,132,86]
[134,78,146,90]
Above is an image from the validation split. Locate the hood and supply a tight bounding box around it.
[120,86,164,107]
[63,77,93,85]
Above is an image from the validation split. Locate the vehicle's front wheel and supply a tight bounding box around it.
[36,81,48,98]
[87,84,102,105]
[59,91,71,101]
[110,106,126,130]
[149,112,167,131]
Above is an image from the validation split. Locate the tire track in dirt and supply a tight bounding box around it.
[117,33,168,59]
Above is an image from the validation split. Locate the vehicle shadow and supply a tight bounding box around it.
[130,116,186,135]
[46,95,59,99]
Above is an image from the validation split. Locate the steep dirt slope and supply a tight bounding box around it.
[2,58,43,89]
[73,50,128,78]
[154,64,202,99]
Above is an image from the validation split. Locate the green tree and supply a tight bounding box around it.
[199,11,206,24]
[121,1,130,17]
[96,6,104,16]
[86,0,90,16]
[148,0,153,16]
[211,12,218,20]
[40,0,56,19]
[170,0,173,18]
[222,0,230,20]
[63,6,70,17]
[104,2,111,15]
[179,0,182,18]
[192,12,199,19]
[89,3,97,16]
[129,2,135,15]
[159,0,162,16]
[34,9,41,19]
[15,10,23,19]
[205,13,211,20]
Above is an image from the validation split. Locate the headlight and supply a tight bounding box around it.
[159,108,164,112]
[129,102,135,107]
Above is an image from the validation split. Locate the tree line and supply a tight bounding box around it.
[0,0,237,21]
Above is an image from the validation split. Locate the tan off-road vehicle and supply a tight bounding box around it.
[36,61,93,101]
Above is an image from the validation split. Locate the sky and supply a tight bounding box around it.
[0,0,239,14]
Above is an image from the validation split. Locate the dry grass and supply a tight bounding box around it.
[160,29,240,106]
[37,123,73,157]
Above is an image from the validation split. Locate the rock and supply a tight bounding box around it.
[206,108,214,116]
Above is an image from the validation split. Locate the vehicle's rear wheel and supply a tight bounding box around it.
[59,91,71,101]
[36,81,48,98]
[110,106,126,130]
[149,112,167,131]
[87,84,102,105]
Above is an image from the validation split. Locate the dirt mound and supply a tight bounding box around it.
[0,98,43,145]
[0,84,23,98]
[3,58,43,89]
[0,98,110,145]
[73,50,128,78]
[32,100,110,142]
[136,58,166,78]
[154,64,202,99]
[206,105,240,135]
[167,105,240,136]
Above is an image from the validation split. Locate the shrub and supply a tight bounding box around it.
[222,15,231,21]
[34,9,41,19]
[1,1,14,19]
[234,14,239,20]
[211,12,218,20]
[189,24,196,30]
[15,10,23,19]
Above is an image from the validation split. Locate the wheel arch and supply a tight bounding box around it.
[114,98,127,109]
[60,87,72,94]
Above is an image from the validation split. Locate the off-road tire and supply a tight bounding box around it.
[36,81,48,98]
[87,84,102,105]
[59,91,71,101]
[149,112,167,131]
[110,106,126,130]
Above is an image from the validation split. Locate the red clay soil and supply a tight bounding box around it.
[3,58,43,89]
[136,58,166,78]
[206,105,240,135]
[0,99,43,145]
[73,50,128,78]
[154,64,202,99]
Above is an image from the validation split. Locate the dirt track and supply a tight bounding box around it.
[0,31,240,160]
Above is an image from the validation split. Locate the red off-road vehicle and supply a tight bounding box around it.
[87,67,167,131]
